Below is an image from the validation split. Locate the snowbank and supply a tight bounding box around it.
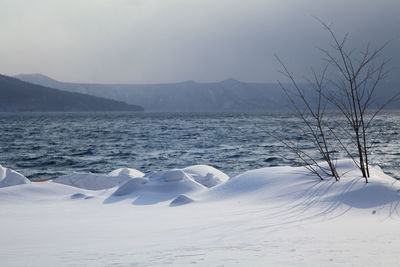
[183,165,229,187]
[108,167,144,178]
[170,194,195,206]
[51,165,226,192]
[1,160,400,266]
[108,166,228,204]
[0,164,31,188]
[53,172,131,190]
[109,169,206,205]
[195,159,400,212]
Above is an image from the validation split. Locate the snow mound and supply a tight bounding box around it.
[198,159,400,212]
[170,194,194,207]
[183,165,229,187]
[108,169,206,205]
[108,168,144,178]
[199,165,296,202]
[0,182,88,202]
[112,169,205,197]
[146,169,193,182]
[112,177,149,196]
[53,173,131,190]
[0,164,31,188]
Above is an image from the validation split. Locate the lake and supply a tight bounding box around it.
[1,111,399,180]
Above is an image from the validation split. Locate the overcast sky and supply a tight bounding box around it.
[0,0,399,83]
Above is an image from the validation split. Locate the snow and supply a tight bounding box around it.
[109,169,206,205]
[50,166,225,192]
[1,160,400,266]
[170,194,195,206]
[0,164,31,188]
[52,172,132,190]
[108,167,144,178]
[183,164,229,187]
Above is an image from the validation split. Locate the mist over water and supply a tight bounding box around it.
[1,111,399,181]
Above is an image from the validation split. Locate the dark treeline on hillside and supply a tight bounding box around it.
[0,74,144,112]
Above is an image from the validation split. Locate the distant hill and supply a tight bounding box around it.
[0,74,144,112]
[15,73,400,112]
[14,74,287,112]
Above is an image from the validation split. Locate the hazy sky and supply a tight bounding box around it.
[1,0,399,83]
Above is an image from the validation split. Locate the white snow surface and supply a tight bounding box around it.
[183,164,229,187]
[108,167,144,178]
[110,169,206,205]
[1,159,400,266]
[170,194,195,206]
[52,172,132,190]
[51,166,225,191]
[0,164,31,188]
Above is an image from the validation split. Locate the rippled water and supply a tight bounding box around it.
[0,111,399,181]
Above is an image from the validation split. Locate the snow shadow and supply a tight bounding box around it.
[339,184,400,209]
[104,191,194,206]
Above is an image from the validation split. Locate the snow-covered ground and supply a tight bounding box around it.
[0,160,399,266]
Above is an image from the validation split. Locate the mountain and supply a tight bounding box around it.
[15,74,287,112]
[15,74,400,112]
[0,74,144,112]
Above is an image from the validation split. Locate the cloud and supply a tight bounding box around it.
[0,0,399,83]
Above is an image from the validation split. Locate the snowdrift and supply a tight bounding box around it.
[52,168,144,190]
[0,160,398,210]
[107,166,229,205]
[50,165,227,193]
[108,169,206,205]
[170,194,195,206]
[108,168,145,178]
[195,159,400,211]
[183,165,229,187]
[52,172,133,190]
[1,160,400,266]
[0,164,31,188]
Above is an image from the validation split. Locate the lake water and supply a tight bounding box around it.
[1,111,399,181]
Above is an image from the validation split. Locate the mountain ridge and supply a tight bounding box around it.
[14,73,400,112]
[14,74,286,112]
[0,74,144,112]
